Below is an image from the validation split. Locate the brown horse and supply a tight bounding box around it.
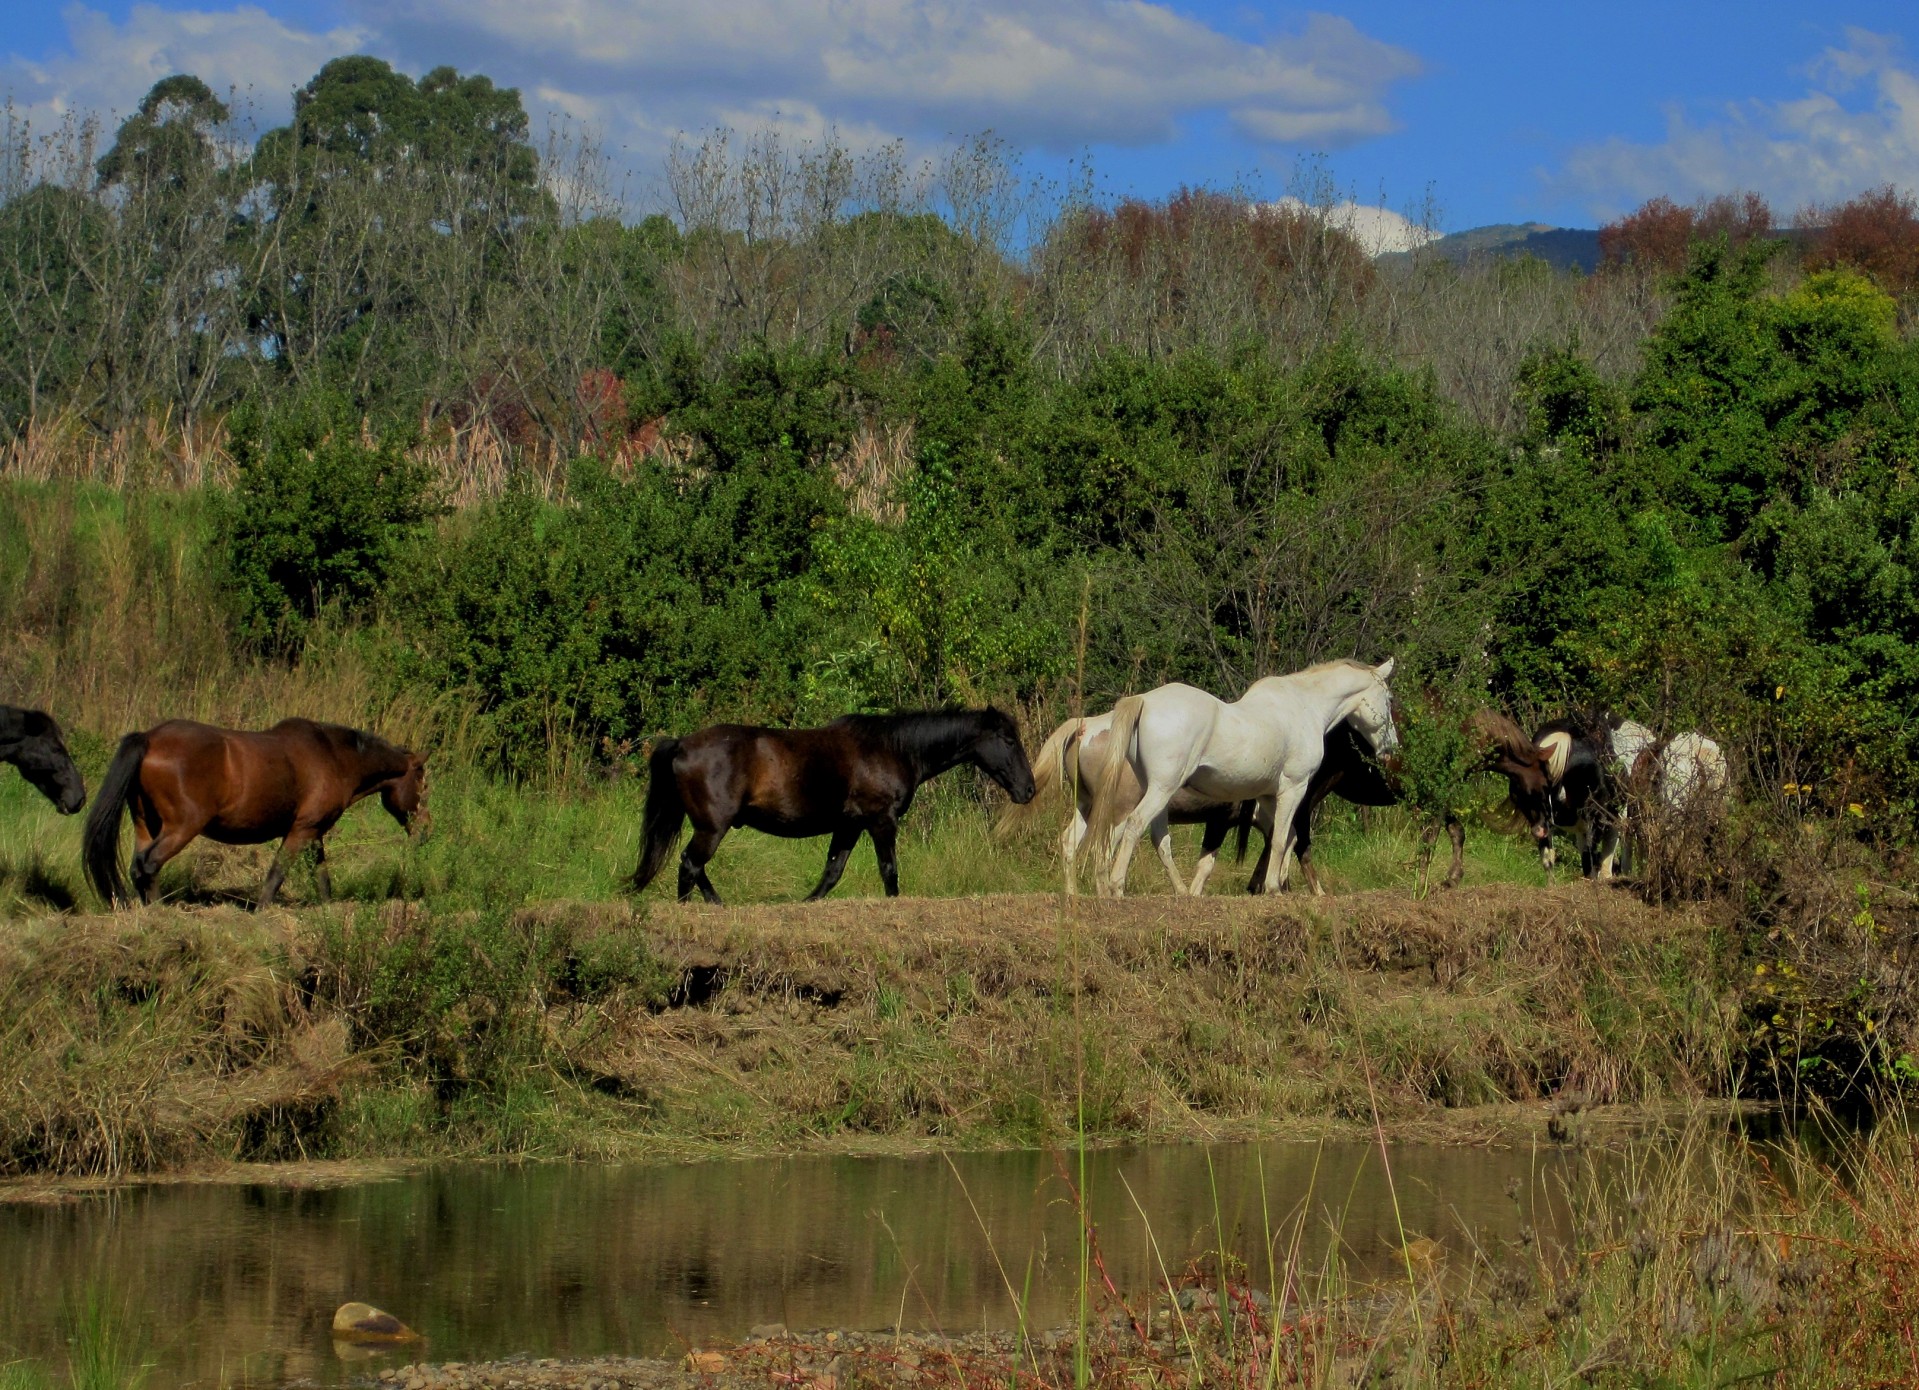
[84,718,429,908]
[632,707,1036,904]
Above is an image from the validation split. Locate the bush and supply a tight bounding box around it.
[216,394,438,648]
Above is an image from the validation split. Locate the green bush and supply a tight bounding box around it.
[216,394,438,648]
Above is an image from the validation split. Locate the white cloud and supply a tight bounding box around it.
[1559,28,1919,218]
[1267,196,1435,256]
[2,3,370,135]
[3,1,1422,203]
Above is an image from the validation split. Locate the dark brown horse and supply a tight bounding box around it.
[633,708,1036,904]
[1,705,86,814]
[84,718,429,908]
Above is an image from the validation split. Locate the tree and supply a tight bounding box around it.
[95,75,229,198]
[1800,185,1919,305]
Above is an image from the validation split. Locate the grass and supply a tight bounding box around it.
[2,746,1552,920]
[0,884,1741,1181]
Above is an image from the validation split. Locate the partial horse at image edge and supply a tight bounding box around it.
[0,704,87,814]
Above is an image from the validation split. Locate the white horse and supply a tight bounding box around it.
[1090,658,1399,898]
[1022,710,1262,895]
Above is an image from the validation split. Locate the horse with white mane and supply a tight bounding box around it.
[1536,713,1729,878]
[1088,658,1399,898]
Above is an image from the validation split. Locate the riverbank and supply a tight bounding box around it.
[0,883,1746,1182]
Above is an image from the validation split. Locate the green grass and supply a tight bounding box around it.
[2,754,1548,919]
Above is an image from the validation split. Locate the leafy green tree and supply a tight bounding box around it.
[217,394,438,648]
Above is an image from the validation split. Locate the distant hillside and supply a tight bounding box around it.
[1378,223,1602,273]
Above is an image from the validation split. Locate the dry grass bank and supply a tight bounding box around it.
[0,884,1740,1183]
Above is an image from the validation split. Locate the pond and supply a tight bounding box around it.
[1,1139,1612,1388]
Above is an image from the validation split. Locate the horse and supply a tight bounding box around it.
[1534,710,1622,877]
[1613,726,1730,875]
[1089,658,1399,897]
[632,707,1036,904]
[1023,708,1260,896]
[84,718,430,908]
[0,705,86,814]
[1201,707,1558,896]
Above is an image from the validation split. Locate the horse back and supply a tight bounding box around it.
[677,722,882,835]
[140,718,348,840]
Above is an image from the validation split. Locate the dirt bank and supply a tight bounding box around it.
[0,884,1743,1181]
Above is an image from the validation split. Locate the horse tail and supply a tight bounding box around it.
[1233,800,1254,865]
[84,732,147,907]
[997,717,1079,834]
[1086,695,1146,871]
[631,737,687,893]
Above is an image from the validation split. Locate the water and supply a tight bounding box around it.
[0,1140,1599,1388]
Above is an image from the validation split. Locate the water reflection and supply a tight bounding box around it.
[0,1141,1598,1389]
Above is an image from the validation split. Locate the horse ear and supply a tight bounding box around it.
[1375,656,1396,681]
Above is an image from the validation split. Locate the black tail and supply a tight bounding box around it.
[84,732,147,907]
[631,737,686,893]
[1232,800,1254,864]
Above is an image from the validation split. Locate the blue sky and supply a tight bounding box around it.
[5,0,1917,237]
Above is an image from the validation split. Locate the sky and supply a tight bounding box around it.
[4,0,1918,239]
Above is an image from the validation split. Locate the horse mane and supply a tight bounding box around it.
[1538,730,1573,782]
[1292,657,1376,676]
[835,708,1010,761]
[1466,709,1539,768]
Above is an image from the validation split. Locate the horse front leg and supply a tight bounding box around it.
[261,825,320,908]
[1444,816,1465,890]
[869,819,901,897]
[679,827,727,904]
[806,826,862,902]
[311,836,334,902]
[1260,782,1309,895]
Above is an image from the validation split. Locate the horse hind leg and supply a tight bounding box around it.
[805,826,862,902]
[260,824,323,909]
[1146,811,1189,896]
[679,827,727,905]
[132,818,204,907]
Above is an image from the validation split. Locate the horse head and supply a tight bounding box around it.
[1344,658,1400,758]
[971,708,1037,805]
[6,710,86,814]
[380,751,432,838]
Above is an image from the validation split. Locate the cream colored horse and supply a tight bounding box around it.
[1023,709,1259,896]
[1090,659,1398,897]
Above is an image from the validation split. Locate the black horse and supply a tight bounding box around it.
[1533,710,1622,876]
[633,707,1037,904]
[1,705,86,814]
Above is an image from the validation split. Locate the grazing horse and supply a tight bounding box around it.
[84,718,430,908]
[632,707,1037,904]
[1091,658,1399,898]
[1614,727,1731,875]
[0,705,86,814]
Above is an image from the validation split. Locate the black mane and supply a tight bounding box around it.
[831,707,1013,761]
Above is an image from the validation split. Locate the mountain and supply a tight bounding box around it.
[1377,222,1603,273]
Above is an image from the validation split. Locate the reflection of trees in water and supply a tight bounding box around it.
[0,1142,1598,1387]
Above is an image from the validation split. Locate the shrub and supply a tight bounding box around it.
[216,394,438,648]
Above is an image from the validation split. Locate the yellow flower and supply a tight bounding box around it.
[1775,685,1786,700]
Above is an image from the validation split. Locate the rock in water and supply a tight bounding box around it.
[332,1303,421,1344]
